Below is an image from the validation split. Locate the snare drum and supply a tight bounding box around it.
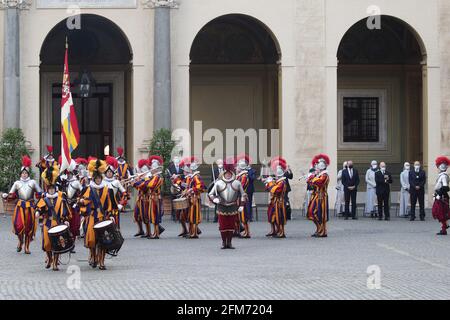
[48,224,75,254]
[172,197,189,210]
[94,220,124,254]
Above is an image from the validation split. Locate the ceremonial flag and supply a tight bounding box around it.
[60,39,80,172]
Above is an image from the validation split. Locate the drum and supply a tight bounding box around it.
[94,220,124,254]
[48,224,75,254]
[172,197,189,210]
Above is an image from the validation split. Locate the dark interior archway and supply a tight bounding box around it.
[189,14,281,169]
[336,15,427,189]
[40,14,133,159]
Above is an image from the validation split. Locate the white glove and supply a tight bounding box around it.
[64,221,70,226]
[238,206,244,213]
[110,217,116,223]
[72,203,78,209]
[118,204,123,211]
[35,211,40,218]
[213,198,220,204]
[266,177,273,183]
[2,193,8,199]
[436,195,441,200]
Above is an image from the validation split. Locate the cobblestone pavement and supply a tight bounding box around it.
[0,211,449,300]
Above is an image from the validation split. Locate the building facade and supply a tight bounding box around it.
[0,0,448,208]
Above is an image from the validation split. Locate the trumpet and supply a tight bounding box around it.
[120,171,149,188]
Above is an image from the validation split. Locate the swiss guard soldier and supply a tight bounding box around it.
[147,155,165,239]
[186,157,206,239]
[104,156,128,230]
[236,154,252,238]
[264,156,288,238]
[307,154,330,238]
[36,164,70,270]
[432,156,450,235]
[133,159,152,237]
[78,159,114,270]
[3,156,43,254]
[115,147,132,181]
[171,157,190,237]
[36,145,57,190]
[75,157,90,187]
[58,159,82,250]
[209,157,247,249]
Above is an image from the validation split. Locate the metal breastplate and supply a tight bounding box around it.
[216,179,241,204]
[13,180,38,200]
[435,172,449,191]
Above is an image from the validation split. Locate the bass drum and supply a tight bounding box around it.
[94,220,124,255]
[48,224,75,254]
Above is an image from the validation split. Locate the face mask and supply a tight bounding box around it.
[415,165,420,171]
[380,167,386,171]
[218,164,223,169]
[276,166,284,177]
[405,166,410,170]
[372,165,377,169]
[317,162,326,170]
[348,165,353,169]
[174,159,180,166]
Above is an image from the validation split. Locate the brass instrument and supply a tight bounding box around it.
[120,171,149,188]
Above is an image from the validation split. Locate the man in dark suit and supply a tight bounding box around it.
[409,161,427,221]
[168,156,184,177]
[375,162,393,221]
[246,165,256,221]
[341,160,360,219]
[284,165,293,220]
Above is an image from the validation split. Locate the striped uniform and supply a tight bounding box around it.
[307,171,330,237]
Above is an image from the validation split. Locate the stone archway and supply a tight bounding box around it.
[336,15,427,188]
[189,14,281,163]
[39,14,133,159]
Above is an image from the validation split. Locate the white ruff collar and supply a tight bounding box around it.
[90,180,106,189]
[318,170,328,177]
[20,177,30,182]
[46,192,59,199]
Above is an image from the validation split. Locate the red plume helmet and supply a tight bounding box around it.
[236,153,252,165]
[435,156,450,168]
[138,159,149,169]
[106,155,118,170]
[223,156,236,172]
[311,153,330,167]
[75,157,88,165]
[117,147,124,157]
[180,157,191,168]
[149,155,164,166]
[270,156,287,173]
[22,155,32,168]
[46,145,53,153]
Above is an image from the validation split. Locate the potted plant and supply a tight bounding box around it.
[0,128,33,215]
[148,129,177,215]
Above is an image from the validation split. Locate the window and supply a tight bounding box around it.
[343,97,379,142]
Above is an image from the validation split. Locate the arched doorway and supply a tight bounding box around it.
[337,15,426,186]
[39,14,133,158]
[189,14,281,161]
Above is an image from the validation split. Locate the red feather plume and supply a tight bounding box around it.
[270,156,287,173]
[435,156,450,167]
[138,159,149,169]
[311,153,330,167]
[223,156,236,171]
[106,155,118,169]
[236,153,252,165]
[75,157,88,165]
[117,147,124,157]
[87,156,97,163]
[46,145,53,153]
[22,156,32,168]
[149,155,163,165]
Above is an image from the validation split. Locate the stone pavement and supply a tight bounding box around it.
[0,212,449,300]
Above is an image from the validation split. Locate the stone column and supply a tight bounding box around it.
[147,0,178,131]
